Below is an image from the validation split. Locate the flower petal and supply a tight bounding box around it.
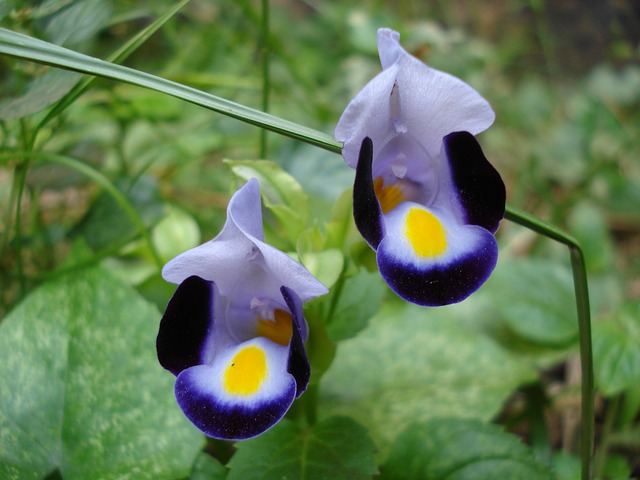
[157,275,216,376]
[163,178,327,303]
[376,202,498,306]
[336,28,495,171]
[175,337,297,440]
[443,131,505,233]
[353,137,385,249]
[377,28,402,69]
[280,286,310,397]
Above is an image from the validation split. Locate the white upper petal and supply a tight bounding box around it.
[335,28,495,171]
[162,178,327,303]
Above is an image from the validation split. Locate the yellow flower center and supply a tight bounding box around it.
[405,207,447,258]
[223,345,267,396]
[256,309,293,346]
[374,177,406,214]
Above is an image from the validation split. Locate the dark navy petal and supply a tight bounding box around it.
[353,136,385,249]
[174,337,297,440]
[376,203,498,306]
[443,131,505,233]
[157,275,214,376]
[280,286,310,397]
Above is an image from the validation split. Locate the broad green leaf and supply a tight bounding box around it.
[227,417,377,480]
[0,267,203,479]
[593,301,640,396]
[190,453,228,480]
[380,418,554,480]
[487,258,578,346]
[319,301,535,453]
[227,159,309,247]
[0,27,341,153]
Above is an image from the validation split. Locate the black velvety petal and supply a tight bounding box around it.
[157,275,214,376]
[175,365,296,440]
[353,136,385,249]
[443,131,506,233]
[280,286,310,397]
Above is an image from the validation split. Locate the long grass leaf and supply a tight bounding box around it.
[0,28,340,153]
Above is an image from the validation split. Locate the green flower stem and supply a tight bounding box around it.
[505,205,594,480]
[0,151,164,270]
[260,0,270,159]
[0,30,593,478]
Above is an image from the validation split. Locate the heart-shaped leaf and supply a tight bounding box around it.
[227,416,377,480]
[0,267,203,479]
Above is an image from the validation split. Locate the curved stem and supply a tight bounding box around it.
[0,151,164,270]
[506,205,594,480]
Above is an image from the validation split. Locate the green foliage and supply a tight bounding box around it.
[486,258,578,346]
[1,0,638,477]
[320,301,535,452]
[593,301,640,397]
[380,418,554,480]
[0,266,203,479]
[75,175,164,251]
[312,266,386,343]
[227,417,377,480]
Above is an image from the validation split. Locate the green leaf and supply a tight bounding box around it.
[296,226,344,289]
[309,267,386,343]
[319,301,535,454]
[190,453,228,480]
[227,416,377,480]
[567,201,615,274]
[380,418,554,480]
[0,267,203,479]
[38,0,193,131]
[487,258,578,346]
[152,205,201,264]
[0,27,341,153]
[226,159,309,247]
[40,0,111,48]
[593,301,640,396]
[0,0,111,119]
[0,68,80,120]
[75,174,164,251]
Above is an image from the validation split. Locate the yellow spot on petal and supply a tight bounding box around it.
[405,208,447,258]
[223,345,267,395]
[257,309,293,346]
[374,177,405,214]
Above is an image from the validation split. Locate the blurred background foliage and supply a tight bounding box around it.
[1,0,639,478]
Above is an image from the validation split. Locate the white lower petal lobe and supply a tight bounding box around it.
[377,201,498,306]
[175,337,296,440]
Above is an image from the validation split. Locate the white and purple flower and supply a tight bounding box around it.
[157,178,327,440]
[336,28,506,306]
